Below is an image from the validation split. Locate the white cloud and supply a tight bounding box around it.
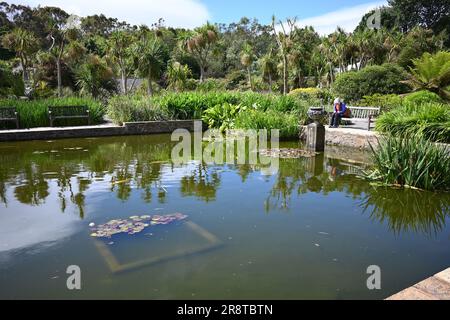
[7,0,211,29]
[278,1,388,35]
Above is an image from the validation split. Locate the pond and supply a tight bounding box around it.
[0,134,449,299]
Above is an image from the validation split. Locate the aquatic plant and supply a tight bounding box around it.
[364,134,450,191]
[375,102,450,143]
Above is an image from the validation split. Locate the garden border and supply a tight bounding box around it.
[0,120,205,142]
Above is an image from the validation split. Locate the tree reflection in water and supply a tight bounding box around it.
[0,135,448,237]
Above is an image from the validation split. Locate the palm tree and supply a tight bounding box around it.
[166,61,192,92]
[132,32,165,96]
[403,51,450,100]
[75,54,114,98]
[1,28,39,83]
[107,31,134,94]
[272,16,297,95]
[240,43,254,90]
[179,23,218,82]
[259,49,277,92]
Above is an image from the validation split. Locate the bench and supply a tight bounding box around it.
[48,106,90,127]
[0,107,19,129]
[332,106,380,131]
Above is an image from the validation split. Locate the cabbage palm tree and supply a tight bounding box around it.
[107,31,134,94]
[179,23,218,82]
[404,51,450,100]
[240,43,254,90]
[1,28,39,83]
[75,54,114,98]
[166,61,191,92]
[132,33,165,96]
[259,49,277,92]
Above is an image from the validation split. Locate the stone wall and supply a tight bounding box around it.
[0,120,203,142]
[300,126,380,150]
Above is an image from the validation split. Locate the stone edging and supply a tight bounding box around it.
[299,126,380,150]
[0,120,203,142]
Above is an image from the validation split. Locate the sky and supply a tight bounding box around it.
[6,0,388,34]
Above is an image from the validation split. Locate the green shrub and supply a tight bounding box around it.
[196,78,228,92]
[234,109,299,139]
[365,134,450,191]
[152,91,305,120]
[358,94,404,113]
[333,63,409,102]
[288,87,333,104]
[0,62,24,97]
[153,91,238,119]
[403,90,443,105]
[375,102,450,143]
[107,95,170,124]
[202,103,245,132]
[0,97,105,128]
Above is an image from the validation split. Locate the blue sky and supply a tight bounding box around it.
[204,0,384,24]
[8,0,388,34]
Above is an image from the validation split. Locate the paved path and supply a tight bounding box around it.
[387,268,450,300]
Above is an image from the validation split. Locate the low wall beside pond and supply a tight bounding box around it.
[300,126,380,150]
[0,120,203,142]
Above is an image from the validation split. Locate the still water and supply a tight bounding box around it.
[0,134,449,299]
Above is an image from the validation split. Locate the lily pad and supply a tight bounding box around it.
[89,213,188,238]
[259,148,317,159]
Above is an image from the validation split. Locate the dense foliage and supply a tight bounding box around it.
[0,1,448,98]
[375,102,450,143]
[107,91,308,134]
[332,64,409,101]
[365,134,450,191]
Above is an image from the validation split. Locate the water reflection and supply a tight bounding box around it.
[0,135,448,237]
[361,188,449,236]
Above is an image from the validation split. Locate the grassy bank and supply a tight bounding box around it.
[0,97,105,129]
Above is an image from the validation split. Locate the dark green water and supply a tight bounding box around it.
[0,134,449,300]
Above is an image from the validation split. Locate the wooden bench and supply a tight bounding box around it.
[340,106,381,131]
[48,106,90,127]
[0,107,19,129]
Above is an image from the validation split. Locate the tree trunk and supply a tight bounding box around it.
[19,56,27,83]
[247,67,252,91]
[121,71,127,94]
[282,55,288,95]
[147,74,153,96]
[268,74,273,93]
[56,58,62,97]
[199,64,205,83]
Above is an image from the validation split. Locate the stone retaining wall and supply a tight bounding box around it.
[300,126,380,150]
[0,120,202,142]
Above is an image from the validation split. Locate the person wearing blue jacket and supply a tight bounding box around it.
[330,98,347,128]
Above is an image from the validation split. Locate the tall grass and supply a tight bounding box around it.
[150,91,306,119]
[365,134,450,191]
[375,102,450,143]
[107,95,171,124]
[234,109,300,139]
[108,91,309,127]
[0,97,105,128]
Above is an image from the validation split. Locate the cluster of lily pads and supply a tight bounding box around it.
[259,148,317,159]
[90,213,188,238]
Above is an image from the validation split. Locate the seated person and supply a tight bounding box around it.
[330,98,348,128]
